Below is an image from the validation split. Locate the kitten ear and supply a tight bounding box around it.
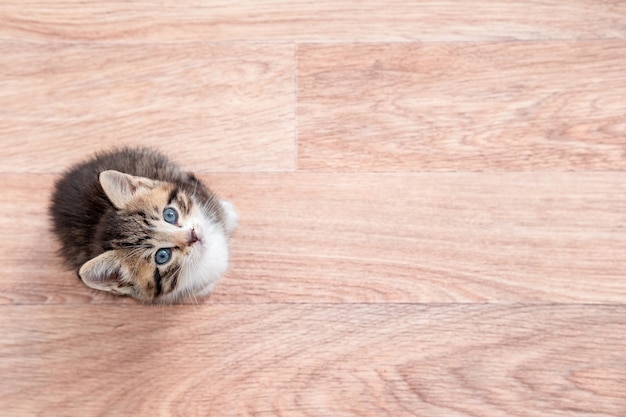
[99,170,156,209]
[220,200,239,236]
[79,251,134,295]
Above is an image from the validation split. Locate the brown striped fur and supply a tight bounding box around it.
[50,148,237,303]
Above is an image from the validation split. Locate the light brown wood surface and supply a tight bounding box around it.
[1,1,624,42]
[1,305,624,416]
[1,1,625,416]
[298,41,626,171]
[0,43,295,173]
[2,173,626,305]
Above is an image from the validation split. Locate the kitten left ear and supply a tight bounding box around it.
[79,251,134,296]
[99,170,157,209]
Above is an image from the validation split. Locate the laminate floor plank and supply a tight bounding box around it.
[1,304,624,417]
[1,3,625,416]
[2,173,624,305]
[298,41,626,171]
[1,1,624,42]
[0,43,295,173]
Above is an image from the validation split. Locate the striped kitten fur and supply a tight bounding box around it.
[50,148,238,303]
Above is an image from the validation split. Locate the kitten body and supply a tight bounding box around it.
[50,148,237,303]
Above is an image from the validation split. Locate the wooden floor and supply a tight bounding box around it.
[1,2,625,416]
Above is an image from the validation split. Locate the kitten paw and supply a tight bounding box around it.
[220,200,238,236]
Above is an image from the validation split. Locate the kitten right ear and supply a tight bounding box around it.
[79,251,133,296]
[99,170,156,209]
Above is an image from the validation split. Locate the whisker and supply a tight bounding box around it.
[190,293,200,319]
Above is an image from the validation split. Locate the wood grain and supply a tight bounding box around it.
[2,2,626,415]
[0,43,295,173]
[298,41,626,171]
[1,1,625,42]
[1,304,624,417]
[2,172,625,305]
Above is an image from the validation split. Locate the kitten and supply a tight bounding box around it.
[49,147,238,304]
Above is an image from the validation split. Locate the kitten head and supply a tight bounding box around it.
[79,170,232,303]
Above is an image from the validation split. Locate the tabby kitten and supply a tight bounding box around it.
[50,148,237,303]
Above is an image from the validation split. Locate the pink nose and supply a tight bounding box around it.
[188,229,199,245]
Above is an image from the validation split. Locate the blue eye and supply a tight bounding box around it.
[163,207,178,224]
[155,248,172,265]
